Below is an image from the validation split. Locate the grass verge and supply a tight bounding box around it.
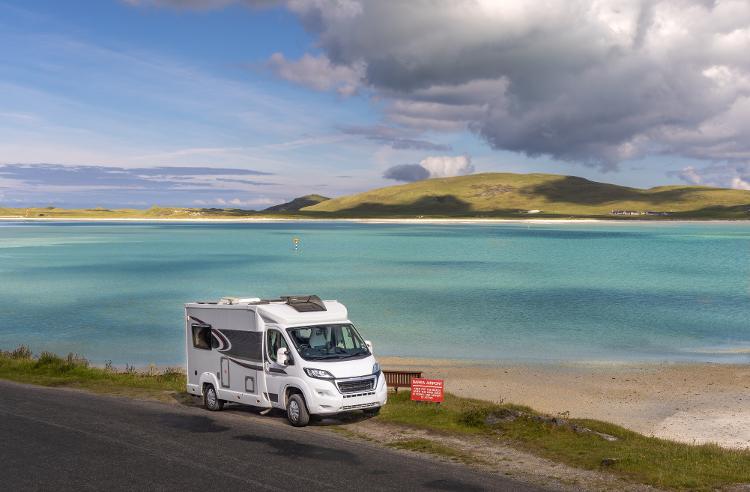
[386,438,476,464]
[379,391,750,490]
[0,346,183,401]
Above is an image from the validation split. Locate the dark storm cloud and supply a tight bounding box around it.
[382,164,429,182]
[281,0,750,173]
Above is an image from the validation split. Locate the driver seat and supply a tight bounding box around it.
[309,330,328,349]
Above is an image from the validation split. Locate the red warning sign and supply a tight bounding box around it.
[410,378,444,403]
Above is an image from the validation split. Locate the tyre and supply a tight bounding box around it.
[203,384,224,411]
[286,394,310,427]
[364,406,381,417]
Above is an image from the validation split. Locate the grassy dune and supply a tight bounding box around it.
[2,346,750,489]
[0,205,261,219]
[303,172,750,218]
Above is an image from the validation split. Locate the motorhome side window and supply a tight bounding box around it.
[266,329,289,363]
[191,323,212,350]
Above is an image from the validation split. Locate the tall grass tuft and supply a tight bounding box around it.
[0,346,184,397]
[9,345,32,359]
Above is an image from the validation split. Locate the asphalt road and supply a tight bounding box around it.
[0,380,551,491]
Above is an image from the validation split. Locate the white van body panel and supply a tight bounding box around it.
[184,297,387,418]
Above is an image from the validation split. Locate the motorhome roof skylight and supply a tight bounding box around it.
[281,295,327,312]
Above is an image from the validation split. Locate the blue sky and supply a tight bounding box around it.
[1,1,749,208]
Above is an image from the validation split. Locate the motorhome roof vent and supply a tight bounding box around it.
[281,295,327,312]
[218,297,261,305]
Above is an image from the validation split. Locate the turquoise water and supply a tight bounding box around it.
[1,221,749,365]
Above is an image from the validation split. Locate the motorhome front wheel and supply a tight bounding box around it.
[203,384,224,411]
[286,394,310,427]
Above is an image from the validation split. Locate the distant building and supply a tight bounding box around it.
[610,210,671,216]
[610,210,641,216]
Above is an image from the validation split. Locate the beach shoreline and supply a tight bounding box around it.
[380,356,750,449]
[3,216,750,224]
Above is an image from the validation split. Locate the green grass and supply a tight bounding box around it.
[0,346,184,400]
[387,438,476,464]
[379,392,750,490]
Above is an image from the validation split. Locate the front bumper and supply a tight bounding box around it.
[306,373,388,415]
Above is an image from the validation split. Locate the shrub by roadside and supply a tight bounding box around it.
[0,345,183,399]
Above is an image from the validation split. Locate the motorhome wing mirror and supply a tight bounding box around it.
[365,340,373,354]
[277,347,289,365]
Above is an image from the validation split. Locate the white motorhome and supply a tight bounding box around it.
[185,295,387,426]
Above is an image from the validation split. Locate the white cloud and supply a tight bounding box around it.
[671,162,750,190]
[268,53,364,96]
[419,155,474,178]
[674,166,703,185]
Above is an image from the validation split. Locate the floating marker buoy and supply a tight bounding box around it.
[292,237,301,252]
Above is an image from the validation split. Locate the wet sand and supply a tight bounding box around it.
[380,357,750,449]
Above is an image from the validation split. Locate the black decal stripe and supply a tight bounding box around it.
[213,329,231,350]
[228,357,263,371]
[211,332,228,351]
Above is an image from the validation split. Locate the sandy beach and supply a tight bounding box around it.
[380,357,750,449]
[3,216,749,224]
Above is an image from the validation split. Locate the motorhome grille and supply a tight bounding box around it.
[342,402,378,410]
[337,378,375,393]
[342,391,375,399]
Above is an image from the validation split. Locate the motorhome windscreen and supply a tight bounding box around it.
[287,324,370,361]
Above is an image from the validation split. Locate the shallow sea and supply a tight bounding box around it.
[1,220,748,365]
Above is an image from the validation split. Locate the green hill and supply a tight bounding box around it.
[264,194,329,212]
[3,173,750,220]
[302,173,750,219]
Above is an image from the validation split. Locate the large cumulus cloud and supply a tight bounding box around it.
[280,0,750,174]
[127,0,750,185]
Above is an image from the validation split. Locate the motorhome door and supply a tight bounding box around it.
[264,328,290,407]
[220,357,230,388]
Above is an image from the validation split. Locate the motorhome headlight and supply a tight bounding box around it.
[304,368,335,380]
[372,362,380,374]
